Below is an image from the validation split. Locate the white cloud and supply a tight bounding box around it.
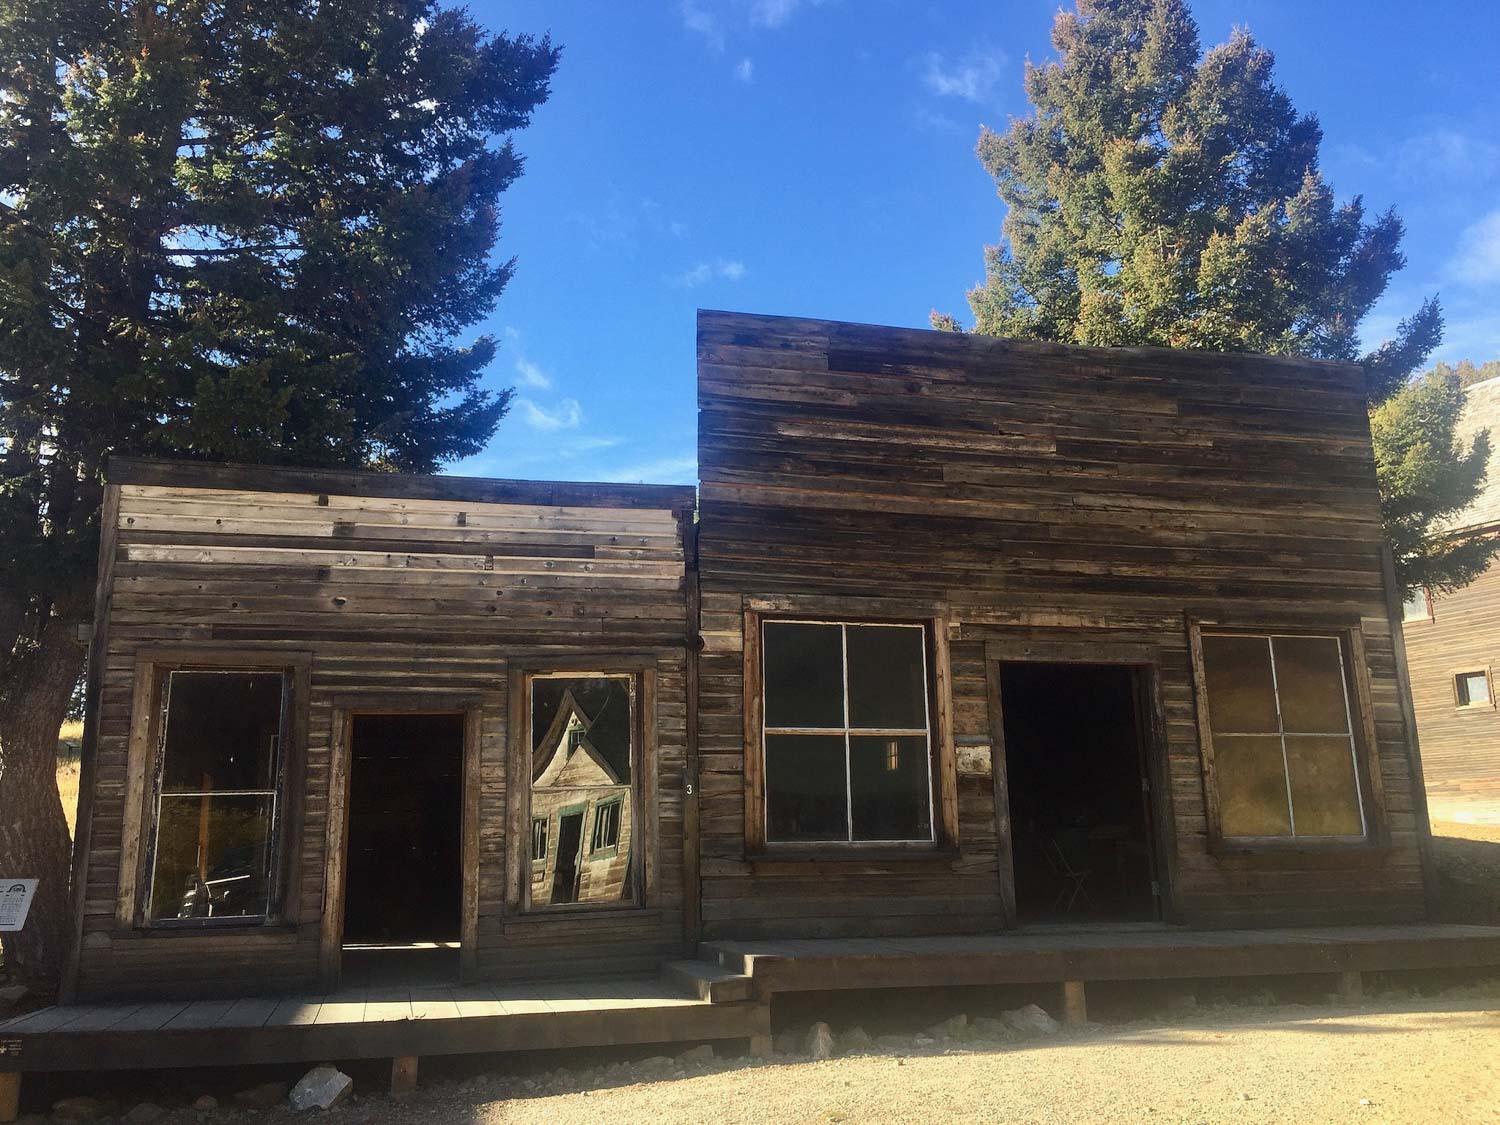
[514,357,551,390]
[1397,129,1500,182]
[598,455,699,484]
[680,0,725,50]
[516,397,583,432]
[682,0,829,50]
[673,258,748,287]
[736,57,754,82]
[922,47,1007,104]
[1452,209,1500,285]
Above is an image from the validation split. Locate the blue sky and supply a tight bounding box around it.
[452,0,1500,486]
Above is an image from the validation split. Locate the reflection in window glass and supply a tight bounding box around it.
[1199,633,1366,839]
[762,621,933,844]
[146,671,287,922]
[529,675,636,907]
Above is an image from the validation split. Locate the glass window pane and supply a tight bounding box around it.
[1402,589,1429,622]
[846,626,928,730]
[1200,635,1279,733]
[531,675,634,907]
[765,734,848,841]
[148,794,274,920]
[1286,736,1364,836]
[1457,671,1490,706]
[1271,636,1350,734]
[532,676,632,785]
[160,672,285,791]
[1214,736,1292,837]
[849,735,931,841]
[763,622,845,728]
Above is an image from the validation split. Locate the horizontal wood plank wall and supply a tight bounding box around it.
[1403,563,1500,824]
[695,309,1427,937]
[74,463,694,1001]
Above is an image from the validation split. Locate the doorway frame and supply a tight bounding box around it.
[318,694,483,991]
[984,642,1177,928]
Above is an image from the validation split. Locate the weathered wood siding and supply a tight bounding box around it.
[1404,564,1500,824]
[695,309,1428,935]
[72,460,694,1001]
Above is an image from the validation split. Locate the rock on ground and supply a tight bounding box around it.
[233,1080,290,1109]
[124,1103,166,1123]
[805,1022,835,1059]
[678,1044,714,1062]
[841,1026,872,1052]
[190,1094,218,1112]
[1003,1003,1060,1036]
[289,1065,354,1112]
[50,1096,106,1122]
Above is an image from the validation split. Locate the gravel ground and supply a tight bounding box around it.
[228,985,1500,1125]
[1432,820,1500,923]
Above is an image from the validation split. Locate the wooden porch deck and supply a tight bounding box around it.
[698,922,1500,998]
[0,975,768,1082]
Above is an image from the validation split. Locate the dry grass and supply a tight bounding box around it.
[56,718,85,839]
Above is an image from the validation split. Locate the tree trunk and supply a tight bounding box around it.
[0,615,85,995]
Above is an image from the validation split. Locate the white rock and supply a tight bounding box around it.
[841,1026,872,1052]
[124,1103,165,1123]
[1002,1003,1060,1036]
[288,1064,353,1112]
[191,1094,218,1112]
[805,1021,835,1059]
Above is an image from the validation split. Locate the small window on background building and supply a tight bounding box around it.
[1455,670,1491,708]
[1198,633,1365,840]
[1403,587,1432,623]
[145,670,289,922]
[761,621,934,844]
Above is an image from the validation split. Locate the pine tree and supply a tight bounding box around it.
[936,0,1490,592]
[0,0,558,991]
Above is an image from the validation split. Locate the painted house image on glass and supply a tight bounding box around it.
[5,309,1499,1116]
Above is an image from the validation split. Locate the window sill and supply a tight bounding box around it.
[746,845,960,873]
[1211,839,1397,867]
[119,920,300,940]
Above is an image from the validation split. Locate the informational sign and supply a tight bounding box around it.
[0,880,37,933]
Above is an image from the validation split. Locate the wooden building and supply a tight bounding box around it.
[59,308,1437,1007]
[64,461,697,1001]
[1401,375,1500,825]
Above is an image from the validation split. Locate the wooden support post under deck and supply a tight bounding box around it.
[1062,980,1087,1027]
[0,1071,20,1124]
[748,1034,772,1058]
[390,1056,418,1096]
[1336,970,1363,1001]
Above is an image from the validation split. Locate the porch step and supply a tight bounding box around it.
[662,959,753,1004]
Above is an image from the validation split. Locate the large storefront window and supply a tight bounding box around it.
[145,671,289,922]
[1198,633,1366,839]
[761,621,934,844]
[528,674,638,908]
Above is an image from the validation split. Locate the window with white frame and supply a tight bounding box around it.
[1402,587,1432,623]
[761,621,934,844]
[1198,633,1366,839]
[144,670,290,922]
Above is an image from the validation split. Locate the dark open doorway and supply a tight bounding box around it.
[999,663,1158,924]
[342,712,464,984]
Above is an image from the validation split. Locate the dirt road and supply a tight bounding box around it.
[306,987,1500,1125]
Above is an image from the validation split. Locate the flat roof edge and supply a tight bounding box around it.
[107,457,698,513]
[696,307,1366,376]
